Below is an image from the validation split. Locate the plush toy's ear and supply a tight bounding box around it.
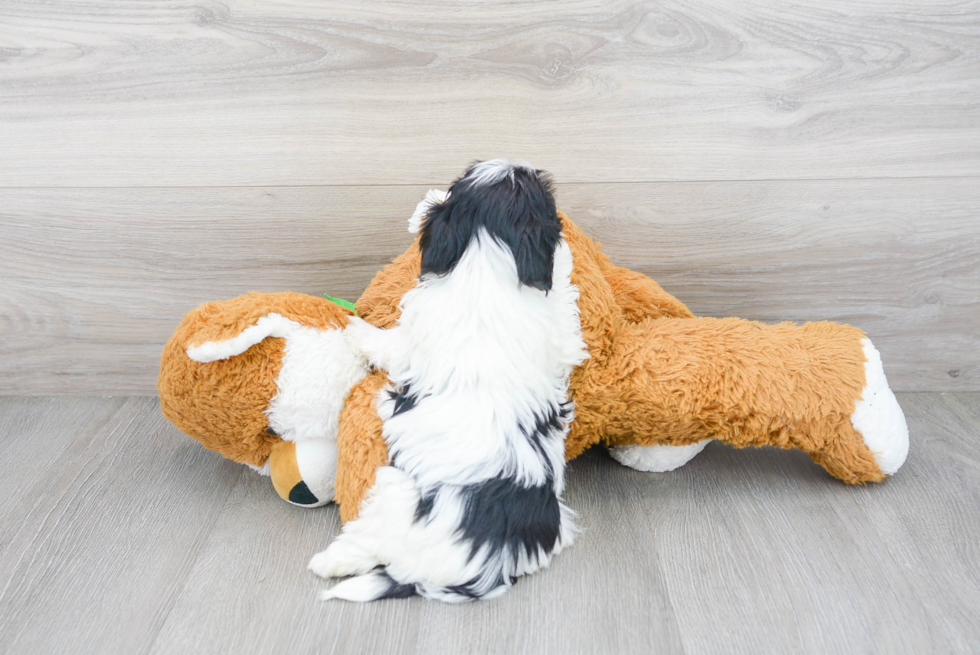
[180,291,352,362]
[186,313,301,363]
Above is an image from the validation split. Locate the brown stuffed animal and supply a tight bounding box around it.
[159,206,909,521]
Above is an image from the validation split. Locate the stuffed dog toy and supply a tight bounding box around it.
[159,194,909,529]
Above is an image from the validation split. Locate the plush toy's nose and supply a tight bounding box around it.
[268,440,320,506]
[287,480,319,505]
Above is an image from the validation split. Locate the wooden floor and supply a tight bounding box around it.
[1,393,977,654]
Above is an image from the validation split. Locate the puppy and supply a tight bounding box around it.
[308,160,588,602]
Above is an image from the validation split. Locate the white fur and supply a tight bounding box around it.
[266,327,367,444]
[311,232,587,601]
[266,324,367,503]
[466,159,534,186]
[609,439,712,472]
[294,440,340,504]
[851,338,909,475]
[408,189,449,234]
[350,235,586,490]
[310,466,576,601]
[321,570,402,602]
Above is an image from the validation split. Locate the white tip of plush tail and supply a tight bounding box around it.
[186,313,300,362]
[408,189,449,234]
[851,338,910,475]
[320,570,415,602]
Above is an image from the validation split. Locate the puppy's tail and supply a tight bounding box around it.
[320,568,417,602]
[320,567,513,604]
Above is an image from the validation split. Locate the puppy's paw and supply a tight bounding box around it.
[308,540,378,579]
[344,316,382,363]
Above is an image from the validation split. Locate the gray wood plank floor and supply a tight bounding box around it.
[1,394,978,654]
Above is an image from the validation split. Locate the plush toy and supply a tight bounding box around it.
[159,209,693,509]
[159,205,909,521]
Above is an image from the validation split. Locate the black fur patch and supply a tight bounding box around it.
[414,490,436,522]
[373,568,417,599]
[389,384,419,417]
[419,161,561,291]
[458,477,561,564]
[444,574,504,600]
[521,403,571,469]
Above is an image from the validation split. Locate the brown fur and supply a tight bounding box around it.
[269,440,303,500]
[595,318,882,483]
[158,292,353,467]
[335,372,390,523]
[333,214,706,519]
[355,241,421,330]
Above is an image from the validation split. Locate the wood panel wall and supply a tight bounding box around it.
[1,1,978,393]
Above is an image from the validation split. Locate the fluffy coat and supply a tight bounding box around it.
[308,161,586,601]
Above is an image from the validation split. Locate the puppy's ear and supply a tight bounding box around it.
[418,196,468,279]
[508,168,560,291]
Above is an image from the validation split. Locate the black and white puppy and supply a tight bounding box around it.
[308,160,588,602]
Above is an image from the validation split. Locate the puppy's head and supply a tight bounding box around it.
[419,159,561,291]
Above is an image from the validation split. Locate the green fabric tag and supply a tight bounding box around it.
[324,294,358,315]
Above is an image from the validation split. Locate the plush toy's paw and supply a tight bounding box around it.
[609,440,712,472]
[851,338,909,476]
[309,540,379,579]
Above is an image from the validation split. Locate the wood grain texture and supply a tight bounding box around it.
[1,178,977,394]
[0,397,244,654]
[0,394,978,654]
[1,1,979,186]
[563,179,980,392]
[0,185,420,395]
